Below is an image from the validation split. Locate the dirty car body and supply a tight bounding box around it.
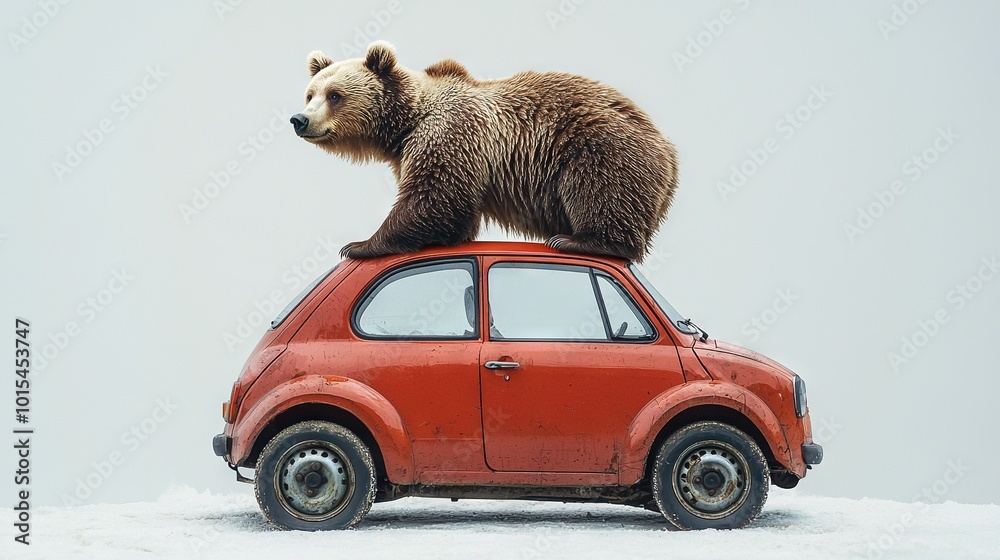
[213,241,822,530]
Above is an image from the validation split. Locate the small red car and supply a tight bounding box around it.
[213,241,822,531]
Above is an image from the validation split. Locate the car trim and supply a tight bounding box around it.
[589,269,614,339]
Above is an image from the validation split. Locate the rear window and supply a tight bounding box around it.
[270,262,342,329]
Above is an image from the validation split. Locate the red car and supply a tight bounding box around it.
[213,242,822,531]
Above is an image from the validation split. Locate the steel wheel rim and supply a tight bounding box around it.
[274,440,355,521]
[672,439,751,520]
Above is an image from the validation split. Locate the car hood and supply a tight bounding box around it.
[694,339,797,381]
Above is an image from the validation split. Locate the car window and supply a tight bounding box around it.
[595,274,655,340]
[628,264,698,335]
[488,263,609,341]
[355,261,477,339]
[270,262,342,329]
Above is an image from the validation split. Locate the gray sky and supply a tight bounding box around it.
[2,0,998,507]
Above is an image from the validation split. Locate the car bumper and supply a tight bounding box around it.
[213,433,231,457]
[802,442,823,465]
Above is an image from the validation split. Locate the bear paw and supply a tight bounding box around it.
[545,234,576,252]
[340,241,381,259]
[546,234,640,261]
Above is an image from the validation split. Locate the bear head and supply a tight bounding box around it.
[290,41,412,163]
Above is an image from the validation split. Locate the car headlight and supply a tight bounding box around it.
[793,375,808,418]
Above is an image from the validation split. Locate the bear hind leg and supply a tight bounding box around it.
[550,151,652,262]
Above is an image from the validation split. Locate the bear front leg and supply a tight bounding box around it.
[340,194,480,259]
[339,239,391,259]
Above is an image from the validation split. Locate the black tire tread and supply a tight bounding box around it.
[651,420,769,530]
[254,420,376,531]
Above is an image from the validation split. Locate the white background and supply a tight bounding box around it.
[1,0,998,512]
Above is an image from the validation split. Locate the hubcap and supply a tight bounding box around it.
[672,440,751,519]
[702,471,722,489]
[274,441,354,521]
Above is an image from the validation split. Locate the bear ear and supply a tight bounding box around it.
[425,59,471,81]
[364,41,397,75]
[307,51,334,77]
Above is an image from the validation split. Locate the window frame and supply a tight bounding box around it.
[592,271,658,342]
[486,261,658,344]
[350,257,480,341]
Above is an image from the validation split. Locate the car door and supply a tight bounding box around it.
[349,257,486,476]
[479,257,686,473]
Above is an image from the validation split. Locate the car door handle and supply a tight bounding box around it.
[484,361,520,370]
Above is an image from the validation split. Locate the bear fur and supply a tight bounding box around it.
[292,42,678,262]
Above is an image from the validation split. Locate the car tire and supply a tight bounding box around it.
[651,421,769,530]
[255,421,376,531]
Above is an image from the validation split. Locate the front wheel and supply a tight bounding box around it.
[255,421,376,530]
[651,421,769,530]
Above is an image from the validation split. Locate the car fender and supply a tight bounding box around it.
[618,381,792,485]
[232,375,416,483]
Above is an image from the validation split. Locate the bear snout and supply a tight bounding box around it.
[290,113,310,136]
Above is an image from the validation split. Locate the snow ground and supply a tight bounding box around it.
[2,487,998,560]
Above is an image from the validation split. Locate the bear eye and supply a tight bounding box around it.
[306,93,313,103]
[327,91,342,104]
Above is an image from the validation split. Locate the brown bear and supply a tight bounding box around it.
[290,41,678,262]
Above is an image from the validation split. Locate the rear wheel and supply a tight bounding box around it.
[651,421,769,530]
[255,421,375,530]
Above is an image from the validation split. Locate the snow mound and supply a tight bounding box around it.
[2,488,998,559]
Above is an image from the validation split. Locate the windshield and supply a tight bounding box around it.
[628,264,699,336]
[270,262,341,329]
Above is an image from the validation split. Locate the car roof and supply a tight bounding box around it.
[349,241,630,265]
